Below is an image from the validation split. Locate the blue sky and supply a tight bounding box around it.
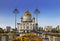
[0,0,60,28]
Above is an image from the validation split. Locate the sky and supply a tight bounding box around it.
[0,0,60,28]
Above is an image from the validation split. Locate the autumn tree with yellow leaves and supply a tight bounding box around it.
[13,34,43,41]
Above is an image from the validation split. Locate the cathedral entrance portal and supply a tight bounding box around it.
[26,26,29,33]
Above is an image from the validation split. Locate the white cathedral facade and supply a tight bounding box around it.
[17,10,38,34]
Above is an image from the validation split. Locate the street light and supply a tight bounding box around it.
[13,8,19,31]
[34,8,40,24]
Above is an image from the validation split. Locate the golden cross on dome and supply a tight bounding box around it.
[24,10,31,16]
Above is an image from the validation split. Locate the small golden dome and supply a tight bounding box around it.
[24,10,31,16]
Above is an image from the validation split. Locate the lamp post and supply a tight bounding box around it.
[34,9,40,24]
[13,8,19,31]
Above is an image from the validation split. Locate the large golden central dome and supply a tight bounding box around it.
[24,10,31,16]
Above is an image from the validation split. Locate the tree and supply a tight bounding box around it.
[13,34,43,41]
[0,28,4,33]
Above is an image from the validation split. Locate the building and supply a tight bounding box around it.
[47,34,60,41]
[42,33,60,41]
[44,26,52,32]
[17,10,38,36]
[56,25,60,32]
[6,26,11,32]
[0,33,16,41]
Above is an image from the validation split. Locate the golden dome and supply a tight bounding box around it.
[24,10,31,16]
